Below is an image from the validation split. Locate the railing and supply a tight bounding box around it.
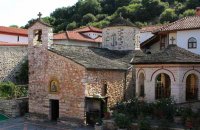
[14,85,28,98]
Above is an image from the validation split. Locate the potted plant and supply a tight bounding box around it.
[95,118,103,130]
[139,118,151,130]
[103,107,111,119]
[174,107,183,124]
[183,108,194,129]
[114,113,131,130]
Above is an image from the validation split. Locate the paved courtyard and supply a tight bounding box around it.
[0,118,93,130]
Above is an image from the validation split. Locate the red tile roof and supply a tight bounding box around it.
[53,26,102,43]
[0,26,28,36]
[156,16,200,33]
[0,41,28,46]
[141,25,162,33]
[73,26,102,33]
[53,32,67,40]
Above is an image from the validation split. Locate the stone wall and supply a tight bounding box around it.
[0,46,27,83]
[84,70,126,107]
[29,49,86,122]
[125,67,136,100]
[0,97,28,117]
[102,26,140,50]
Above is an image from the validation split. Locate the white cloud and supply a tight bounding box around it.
[0,0,78,26]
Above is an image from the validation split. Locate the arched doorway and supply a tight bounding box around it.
[186,74,198,101]
[155,73,171,99]
[138,73,145,97]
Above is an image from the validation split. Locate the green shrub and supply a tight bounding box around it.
[154,98,176,120]
[139,118,151,130]
[115,98,154,119]
[0,82,28,99]
[0,82,15,99]
[114,113,131,129]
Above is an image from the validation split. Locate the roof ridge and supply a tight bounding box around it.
[0,26,27,30]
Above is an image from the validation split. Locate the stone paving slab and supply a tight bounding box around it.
[0,118,94,130]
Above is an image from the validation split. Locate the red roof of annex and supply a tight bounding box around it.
[0,26,28,36]
[0,41,28,46]
[53,26,102,43]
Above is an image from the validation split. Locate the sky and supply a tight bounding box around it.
[0,0,78,27]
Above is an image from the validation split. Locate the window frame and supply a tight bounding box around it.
[188,37,197,49]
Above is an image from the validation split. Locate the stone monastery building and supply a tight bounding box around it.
[26,7,200,124]
[28,17,141,124]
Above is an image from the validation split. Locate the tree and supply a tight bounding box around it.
[78,0,102,15]
[185,0,200,9]
[67,21,77,30]
[9,25,19,28]
[180,9,195,18]
[160,8,178,23]
[82,13,97,25]
[141,0,166,21]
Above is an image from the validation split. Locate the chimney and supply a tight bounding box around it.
[196,7,200,16]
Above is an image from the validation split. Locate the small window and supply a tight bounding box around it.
[17,36,19,42]
[33,29,42,46]
[102,83,107,96]
[188,37,197,49]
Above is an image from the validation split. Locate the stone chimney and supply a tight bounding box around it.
[196,7,200,16]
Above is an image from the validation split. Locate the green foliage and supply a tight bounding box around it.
[0,82,28,99]
[139,118,151,130]
[115,98,154,119]
[82,13,97,25]
[9,25,19,28]
[0,82,15,99]
[15,59,28,85]
[181,9,195,17]
[154,98,176,120]
[67,21,77,30]
[114,113,131,128]
[160,8,178,23]
[22,0,200,32]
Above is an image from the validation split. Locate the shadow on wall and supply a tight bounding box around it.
[3,55,28,85]
[2,52,28,84]
[125,68,136,100]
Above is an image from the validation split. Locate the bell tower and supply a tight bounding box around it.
[28,13,53,116]
[28,12,53,49]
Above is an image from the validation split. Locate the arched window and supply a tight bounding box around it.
[188,37,197,49]
[155,73,171,99]
[186,74,198,101]
[138,73,145,97]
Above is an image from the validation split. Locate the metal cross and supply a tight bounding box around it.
[170,37,176,44]
[38,12,42,19]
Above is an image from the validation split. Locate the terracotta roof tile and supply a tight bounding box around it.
[156,16,200,32]
[141,25,162,33]
[53,32,67,40]
[0,41,28,46]
[0,26,27,36]
[53,26,102,43]
[66,31,102,43]
[73,26,102,33]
